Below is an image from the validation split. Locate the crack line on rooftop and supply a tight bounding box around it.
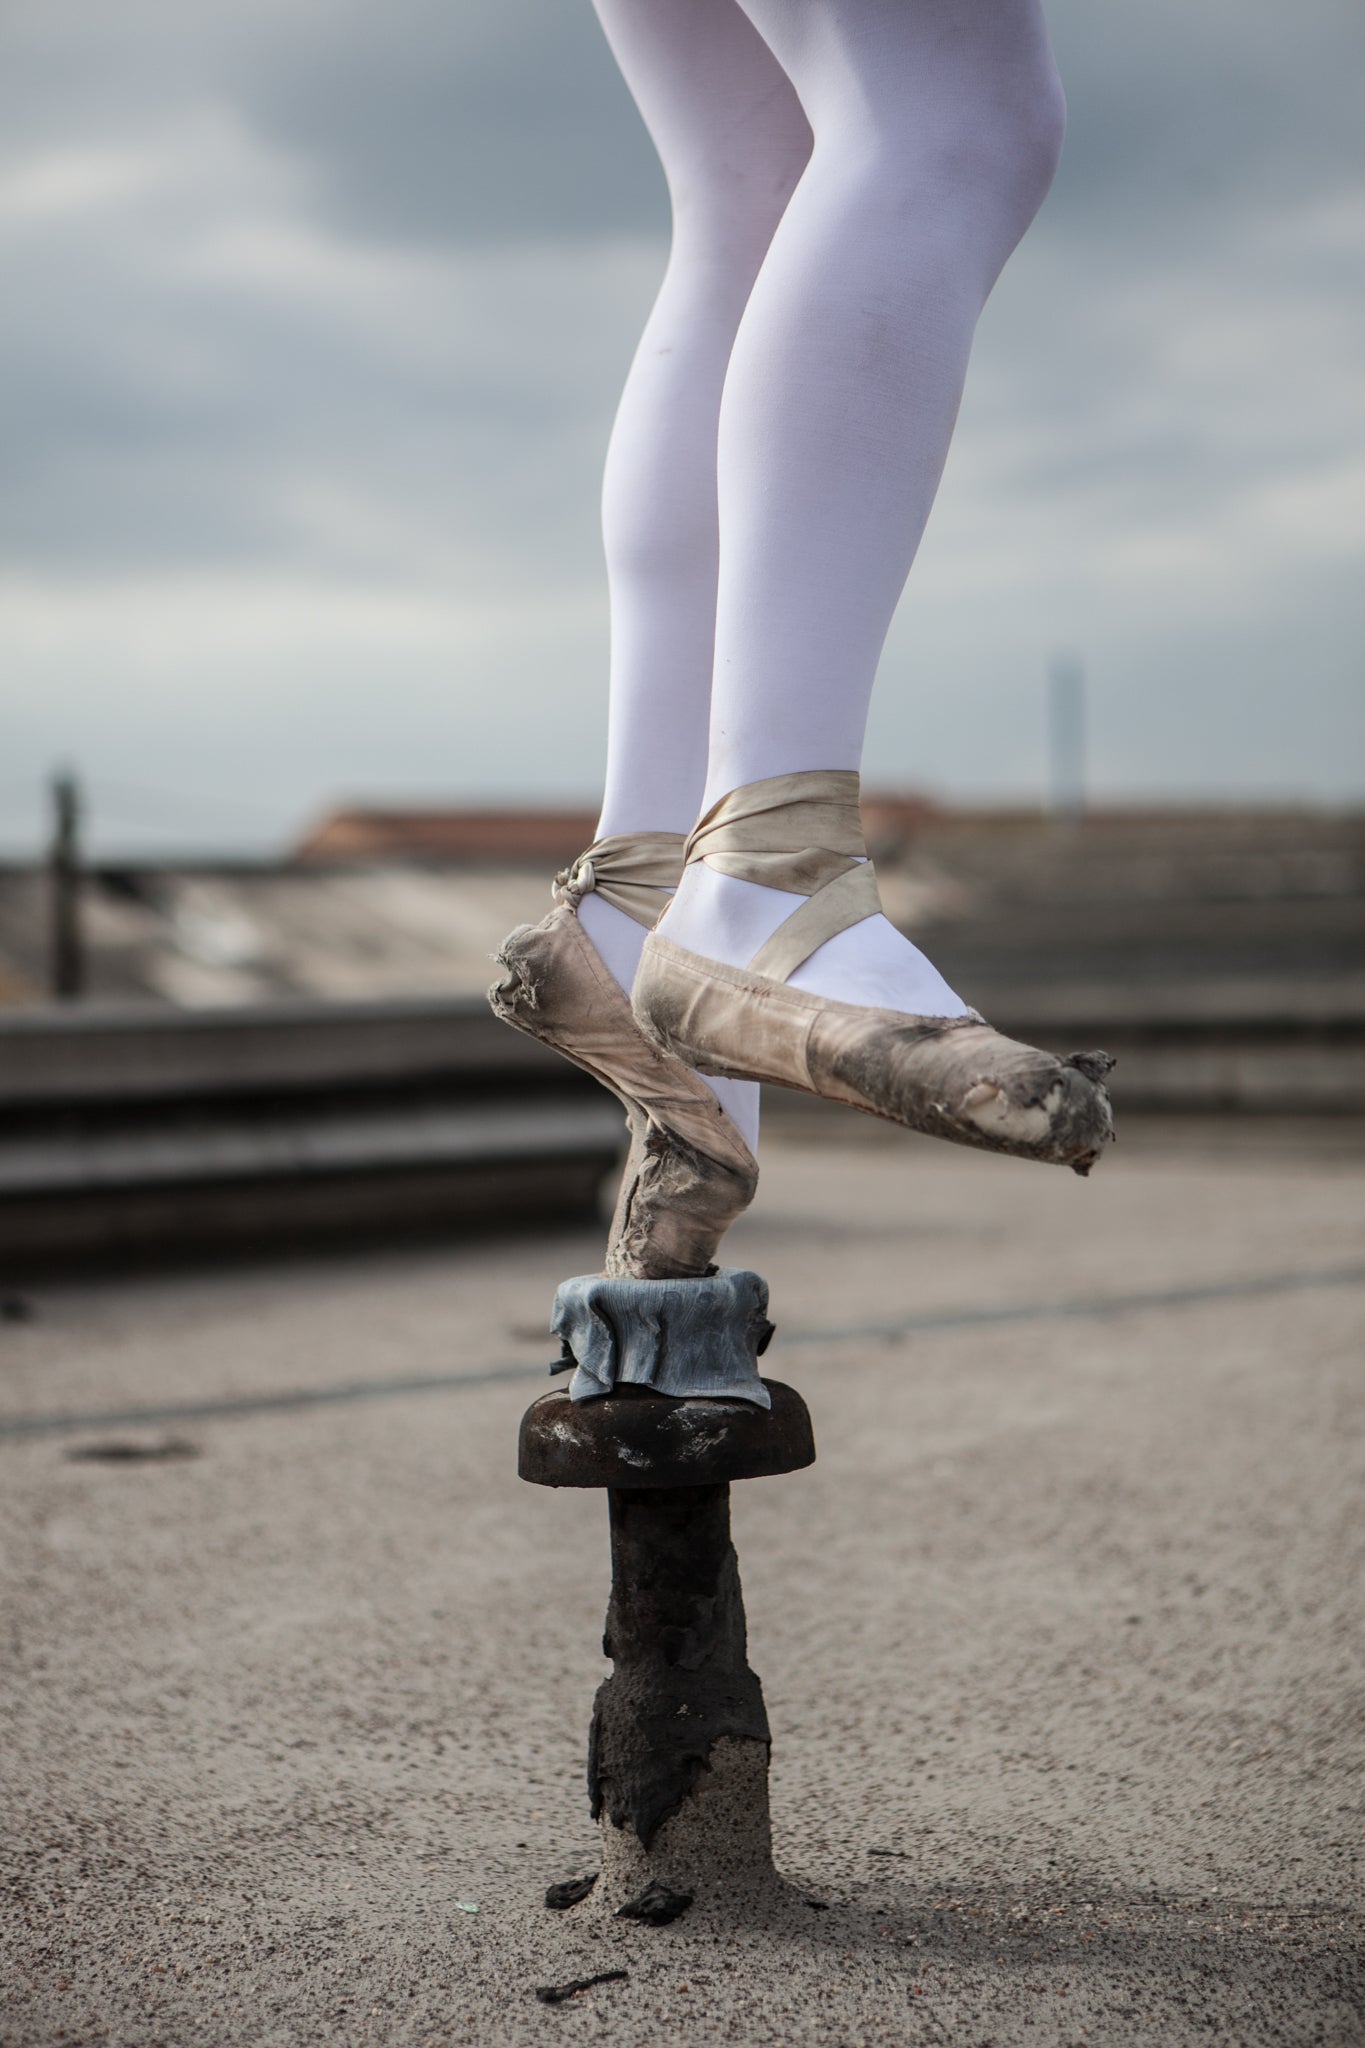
[1,1261,1362,1441]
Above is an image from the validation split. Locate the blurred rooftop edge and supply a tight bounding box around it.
[2,796,1363,1269]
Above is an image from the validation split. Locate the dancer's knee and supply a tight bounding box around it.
[856,55,1065,263]
[978,58,1067,231]
[666,127,812,267]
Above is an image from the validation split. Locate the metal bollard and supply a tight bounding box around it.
[519,1312,814,1909]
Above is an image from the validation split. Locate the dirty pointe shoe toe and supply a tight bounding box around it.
[631,774,1116,1175]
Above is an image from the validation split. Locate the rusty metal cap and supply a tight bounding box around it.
[518,1381,814,1489]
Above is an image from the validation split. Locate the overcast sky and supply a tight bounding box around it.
[1,0,1362,855]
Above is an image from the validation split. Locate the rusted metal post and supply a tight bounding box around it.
[591,1480,768,1850]
[520,1359,814,1909]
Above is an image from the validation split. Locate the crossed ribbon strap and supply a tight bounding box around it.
[554,831,685,929]
[683,769,881,982]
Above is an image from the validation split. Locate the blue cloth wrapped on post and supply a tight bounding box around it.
[551,1267,774,1409]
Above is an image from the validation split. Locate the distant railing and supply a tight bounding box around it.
[0,997,623,1268]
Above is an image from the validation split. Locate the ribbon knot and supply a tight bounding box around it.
[551,833,686,929]
[553,853,596,906]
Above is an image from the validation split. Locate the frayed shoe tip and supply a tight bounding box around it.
[487,928,543,1015]
[1066,1048,1117,1082]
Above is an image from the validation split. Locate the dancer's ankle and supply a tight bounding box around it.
[659,862,804,966]
[658,861,971,1019]
[577,892,647,996]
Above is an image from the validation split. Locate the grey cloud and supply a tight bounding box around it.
[15,0,1360,258]
[246,0,1365,253]
[232,0,1365,257]
[238,0,664,246]
[1,163,658,577]
[0,0,1361,852]
[0,0,664,246]
[3,0,1358,585]
[1044,0,1365,248]
[0,4,660,577]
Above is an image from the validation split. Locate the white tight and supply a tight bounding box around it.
[580,0,1066,1144]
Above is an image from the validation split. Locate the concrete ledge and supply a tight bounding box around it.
[1,1114,623,1265]
[0,1000,623,1266]
[0,996,581,1106]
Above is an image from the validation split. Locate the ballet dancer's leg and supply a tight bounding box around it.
[577,0,810,1148]
[658,0,1067,1016]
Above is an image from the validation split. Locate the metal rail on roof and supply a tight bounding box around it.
[0,998,623,1266]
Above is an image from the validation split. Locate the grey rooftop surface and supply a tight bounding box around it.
[2,1116,1363,2046]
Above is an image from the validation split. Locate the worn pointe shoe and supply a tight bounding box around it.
[487,832,759,1278]
[632,772,1116,1176]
